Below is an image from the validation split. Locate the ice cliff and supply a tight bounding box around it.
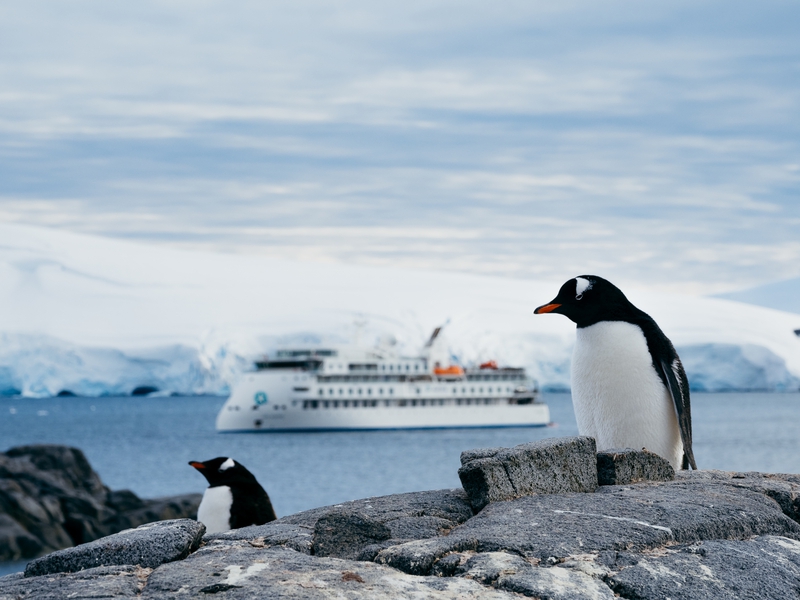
[1,223,798,397]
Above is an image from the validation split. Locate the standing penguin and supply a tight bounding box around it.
[534,275,697,470]
[189,457,277,534]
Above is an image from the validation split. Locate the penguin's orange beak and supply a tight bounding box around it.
[534,303,561,314]
[189,461,205,469]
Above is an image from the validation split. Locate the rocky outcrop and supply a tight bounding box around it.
[24,519,205,577]
[5,438,800,598]
[458,436,598,511]
[0,445,201,561]
[596,446,675,485]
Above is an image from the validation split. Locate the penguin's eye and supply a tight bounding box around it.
[576,294,583,301]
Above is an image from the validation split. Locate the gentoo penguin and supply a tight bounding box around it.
[534,276,697,470]
[189,457,277,534]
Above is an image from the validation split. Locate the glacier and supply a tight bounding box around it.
[1,223,799,397]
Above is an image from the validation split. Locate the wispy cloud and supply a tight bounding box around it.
[0,0,798,293]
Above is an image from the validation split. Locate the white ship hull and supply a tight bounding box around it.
[216,367,550,432]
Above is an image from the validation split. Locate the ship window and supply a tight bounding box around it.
[405,364,409,371]
[333,400,339,408]
[311,400,318,409]
[414,364,419,371]
[456,399,462,405]
[339,389,343,395]
[488,387,492,393]
[399,400,407,407]
[323,401,329,408]
[389,388,394,395]
[416,388,420,394]
[348,389,353,395]
[367,388,372,395]
[329,388,334,395]
[381,365,385,371]
[452,388,457,393]
[358,388,362,394]
[379,388,383,394]
[479,388,483,393]
[343,400,348,408]
[389,365,393,371]
[318,389,324,396]
[371,400,377,407]
[462,388,466,393]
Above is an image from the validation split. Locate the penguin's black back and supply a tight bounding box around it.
[229,480,277,528]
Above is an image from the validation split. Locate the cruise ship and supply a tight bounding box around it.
[216,336,550,432]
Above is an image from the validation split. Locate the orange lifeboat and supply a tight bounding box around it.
[479,360,498,370]
[433,365,465,377]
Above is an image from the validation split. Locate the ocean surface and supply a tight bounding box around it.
[2,391,800,575]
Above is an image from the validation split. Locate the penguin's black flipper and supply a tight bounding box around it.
[659,358,697,470]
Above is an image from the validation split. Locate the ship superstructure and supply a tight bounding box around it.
[216,344,549,432]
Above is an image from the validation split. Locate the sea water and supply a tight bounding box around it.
[1,392,799,574]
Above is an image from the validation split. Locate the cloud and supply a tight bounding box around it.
[0,0,798,293]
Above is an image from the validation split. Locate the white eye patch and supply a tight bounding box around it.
[219,458,235,471]
[575,277,592,298]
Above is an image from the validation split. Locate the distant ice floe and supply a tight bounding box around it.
[0,223,799,397]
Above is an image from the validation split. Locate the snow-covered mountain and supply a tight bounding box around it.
[1,223,799,397]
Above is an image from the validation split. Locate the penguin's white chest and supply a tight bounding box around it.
[197,485,233,534]
[571,321,682,469]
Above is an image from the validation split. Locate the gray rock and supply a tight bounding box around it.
[24,518,205,577]
[143,544,520,599]
[204,520,316,554]
[0,445,201,561]
[375,537,479,575]
[458,436,598,512]
[280,488,474,530]
[456,551,615,600]
[678,469,800,524]
[607,535,800,600]
[0,513,44,561]
[204,488,473,556]
[597,447,675,485]
[376,480,800,573]
[0,564,148,599]
[312,509,391,559]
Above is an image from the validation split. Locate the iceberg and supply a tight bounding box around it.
[0,223,799,397]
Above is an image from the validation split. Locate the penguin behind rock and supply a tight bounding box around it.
[534,275,697,471]
[189,457,277,534]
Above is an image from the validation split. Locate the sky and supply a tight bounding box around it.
[0,1,798,295]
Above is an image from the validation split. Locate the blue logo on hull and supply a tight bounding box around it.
[254,391,268,405]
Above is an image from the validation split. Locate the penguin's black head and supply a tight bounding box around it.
[534,275,633,328]
[189,457,258,487]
